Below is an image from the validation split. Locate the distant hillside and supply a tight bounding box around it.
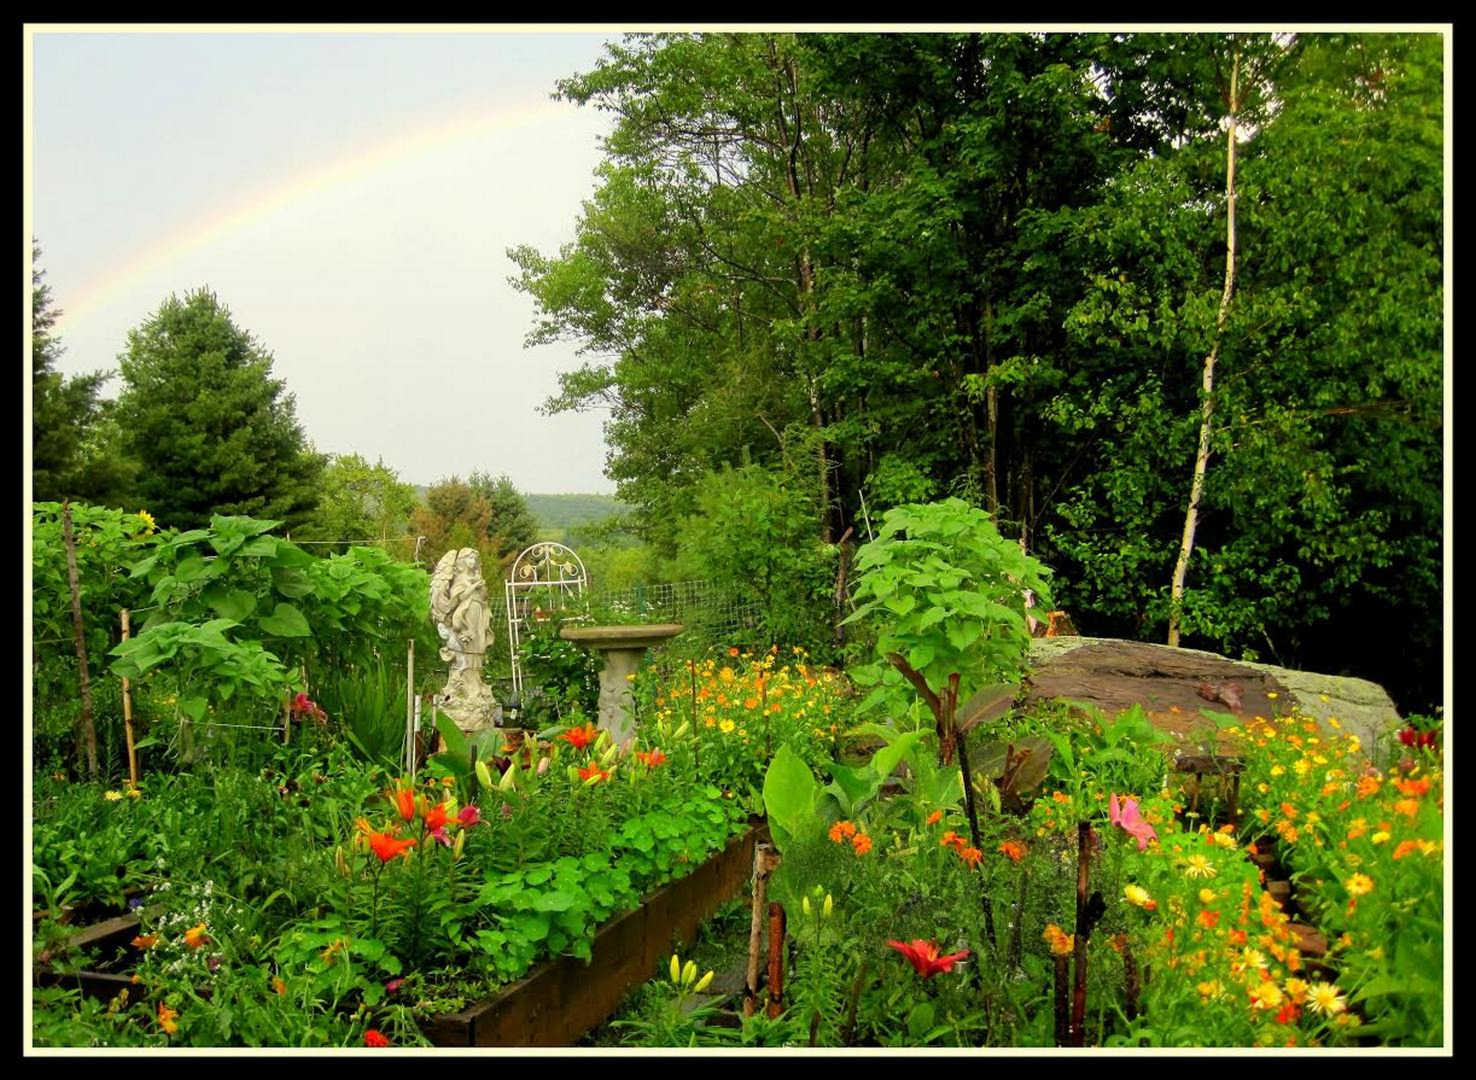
[525,493,629,533]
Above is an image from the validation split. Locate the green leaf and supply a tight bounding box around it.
[258,602,311,638]
[201,585,258,622]
[762,744,820,853]
[179,697,208,723]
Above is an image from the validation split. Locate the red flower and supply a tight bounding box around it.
[388,783,416,822]
[364,1029,391,1047]
[578,764,610,784]
[997,840,1026,863]
[457,804,481,828]
[368,830,416,863]
[385,978,405,995]
[421,800,452,833]
[559,723,599,751]
[635,748,667,768]
[887,939,971,978]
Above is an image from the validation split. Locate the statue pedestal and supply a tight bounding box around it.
[559,624,685,748]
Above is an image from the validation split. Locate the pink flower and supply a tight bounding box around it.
[385,978,405,995]
[1109,794,1158,852]
[457,804,481,828]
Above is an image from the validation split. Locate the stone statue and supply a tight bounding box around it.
[429,547,501,736]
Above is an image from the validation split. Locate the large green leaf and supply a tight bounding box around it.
[258,602,311,638]
[762,744,820,853]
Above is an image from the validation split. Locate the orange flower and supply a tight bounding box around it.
[997,840,1026,863]
[1394,776,1431,798]
[829,821,858,843]
[559,723,599,751]
[578,764,610,784]
[1043,924,1075,957]
[420,799,452,834]
[157,1001,179,1035]
[183,924,210,949]
[368,830,416,863]
[1392,798,1420,819]
[1355,775,1381,799]
[364,1029,391,1047]
[1051,791,1071,804]
[958,846,983,868]
[925,810,944,827]
[635,748,667,768]
[1197,909,1221,929]
[388,783,417,822]
[1392,840,1420,860]
[939,830,966,852]
[131,934,158,950]
[729,646,740,657]
[887,938,971,978]
[272,976,286,996]
[851,833,874,856]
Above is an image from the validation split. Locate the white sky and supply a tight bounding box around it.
[28,28,624,494]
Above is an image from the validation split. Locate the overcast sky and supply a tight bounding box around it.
[28,29,625,493]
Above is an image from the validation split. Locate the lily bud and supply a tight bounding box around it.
[672,721,690,741]
[335,846,349,878]
[670,954,682,984]
[693,970,714,994]
[567,765,582,785]
[803,896,813,917]
[599,742,620,767]
[823,894,833,919]
[682,960,697,988]
[536,756,550,776]
[452,830,466,861]
[499,761,520,792]
[475,760,494,790]
[594,729,612,753]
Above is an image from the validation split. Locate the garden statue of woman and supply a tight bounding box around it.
[429,547,500,736]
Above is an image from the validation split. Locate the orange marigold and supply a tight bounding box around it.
[851,833,874,856]
[829,820,858,843]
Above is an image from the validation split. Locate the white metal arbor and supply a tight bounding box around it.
[504,541,588,700]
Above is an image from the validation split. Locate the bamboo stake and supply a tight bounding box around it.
[61,501,98,779]
[120,609,138,789]
[283,696,291,745]
[744,842,780,1016]
[765,901,787,1019]
[406,638,416,777]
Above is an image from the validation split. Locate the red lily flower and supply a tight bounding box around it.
[368,830,416,863]
[887,939,971,978]
[388,783,416,822]
[635,748,667,768]
[421,800,452,834]
[364,1029,391,1047]
[457,804,481,828]
[559,723,599,751]
[578,763,610,784]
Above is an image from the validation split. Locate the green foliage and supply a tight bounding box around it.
[295,454,417,556]
[514,615,600,728]
[113,288,325,532]
[673,464,837,655]
[847,498,1052,712]
[409,473,537,574]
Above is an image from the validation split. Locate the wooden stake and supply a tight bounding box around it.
[1069,821,1092,1046]
[120,609,138,789]
[283,696,292,745]
[61,502,98,779]
[1053,952,1071,1047]
[744,842,779,1016]
[765,901,787,1019]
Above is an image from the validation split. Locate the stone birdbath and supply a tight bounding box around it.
[559,623,685,748]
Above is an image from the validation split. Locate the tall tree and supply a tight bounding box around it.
[31,243,114,502]
[113,289,325,531]
[409,473,538,573]
[295,453,418,556]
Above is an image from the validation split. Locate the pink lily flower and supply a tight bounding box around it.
[457,804,481,828]
[1109,793,1158,852]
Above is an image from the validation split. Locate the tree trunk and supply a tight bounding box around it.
[1168,45,1240,648]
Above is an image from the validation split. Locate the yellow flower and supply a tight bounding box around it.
[1197,979,1225,1000]
[1183,854,1217,880]
[1307,982,1346,1016]
[1345,873,1374,897]
[1198,888,1217,904]
[1251,980,1284,1010]
[1123,884,1155,909]
[1284,977,1309,1003]
[1270,765,1285,778]
[183,924,210,949]
[719,719,735,734]
[1370,831,1390,845]
[104,790,124,802]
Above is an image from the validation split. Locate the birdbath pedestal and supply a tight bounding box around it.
[559,623,685,748]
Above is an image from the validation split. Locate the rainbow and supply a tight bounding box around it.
[53,93,575,331]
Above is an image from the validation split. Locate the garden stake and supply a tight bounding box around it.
[688,658,699,774]
[119,609,139,789]
[1008,865,1028,972]
[61,501,99,779]
[952,724,998,951]
[1053,953,1071,1046]
[1123,937,1140,1023]
[1069,820,1092,1046]
[765,901,787,1019]
[406,638,416,777]
[744,843,780,1017]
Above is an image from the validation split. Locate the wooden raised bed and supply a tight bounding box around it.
[423,820,766,1047]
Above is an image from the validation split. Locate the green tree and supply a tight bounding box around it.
[31,244,114,503]
[113,289,325,532]
[296,453,418,556]
[409,473,537,573]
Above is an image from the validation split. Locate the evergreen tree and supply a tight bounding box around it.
[114,288,325,531]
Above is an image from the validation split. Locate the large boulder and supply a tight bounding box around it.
[1021,636,1402,755]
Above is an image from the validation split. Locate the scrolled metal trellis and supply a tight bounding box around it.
[504,541,588,700]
